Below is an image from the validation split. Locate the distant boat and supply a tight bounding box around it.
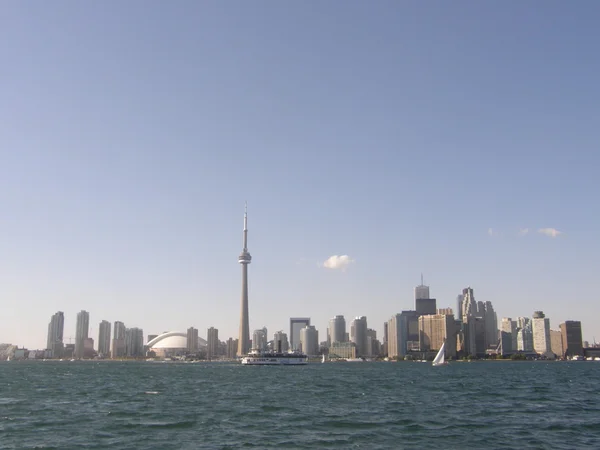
[322,354,326,364]
[432,340,448,367]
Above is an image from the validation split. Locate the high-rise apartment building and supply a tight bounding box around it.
[532,311,551,355]
[350,316,368,357]
[74,310,90,359]
[300,325,319,356]
[207,327,219,359]
[125,327,144,358]
[98,320,111,358]
[252,327,268,351]
[290,318,310,351]
[273,331,289,353]
[387,314,405,359]
[187,327,199,353]
[112,321,127,358]
[226,338,239,359]
[382,322,389,356]
[46,311,64,358]
[329,315,346,344]
[560,321,583,358]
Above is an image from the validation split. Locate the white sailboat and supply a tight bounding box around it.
[321,354,326,364]
[432,340,447,367]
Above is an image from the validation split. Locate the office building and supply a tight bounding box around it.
[300,325,319,356]
[438,308,453,316]
[350,316,368,357]
[329,315,346,344]
[461,287,477,319]
[112,321,127,358]
[415,275,430,300]
[382,322,388,356]
[329,342,357,359]
[187,327,199,353]
[418,314,458,358]
[560,321,583,358]
[500,318,517,353]
[550,330,563,358]
[387,311,418,358]
[207,327,219,359]
[290,318,310,351]
[74,310,90,359]
[237,204,252,356]
[46,311,64,358]
[517,325,534,352]
[98,320,111,358]
[532,311,551,355]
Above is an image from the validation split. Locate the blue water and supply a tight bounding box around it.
[1,360,599,449]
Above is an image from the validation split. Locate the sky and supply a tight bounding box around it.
[1,1,599,348]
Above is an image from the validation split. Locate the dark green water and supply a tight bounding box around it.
[1,361,599,449]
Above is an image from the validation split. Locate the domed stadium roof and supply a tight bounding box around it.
[147,331,207,349]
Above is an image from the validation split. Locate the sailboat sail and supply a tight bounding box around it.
[432,341,446,366]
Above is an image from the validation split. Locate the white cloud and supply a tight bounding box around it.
[518,228,529,236]
[488,228,497,237]
[538,228,562,238]
[322,255,355,271]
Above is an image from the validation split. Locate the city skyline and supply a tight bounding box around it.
[2,3,600,348]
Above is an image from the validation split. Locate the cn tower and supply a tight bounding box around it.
[237,203,252,356]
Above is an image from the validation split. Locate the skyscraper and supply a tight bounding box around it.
[112,321,126,359]
[290,318,311,351]
[300,325,319,355]
[125,327,144,358]
[74,310,89,359]
[329,315,346,344]
[237,203,252,357]
[252,327,268,351]
[273,331,289,353]
[46,311,64,358]
[351,316,368,357]
[207,327,219,359]
[560,321,583,358]
[98,320,111,358]
[414,275,430,300]
[532,311,551,355]
[187,327,199,353]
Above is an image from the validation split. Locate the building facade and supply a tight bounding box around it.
[112,321,127,358]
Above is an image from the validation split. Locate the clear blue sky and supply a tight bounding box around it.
[1,2,599,348]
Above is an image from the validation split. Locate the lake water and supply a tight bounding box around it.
[1,360,599,449]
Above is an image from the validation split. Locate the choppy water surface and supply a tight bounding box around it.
[1,360,600,449]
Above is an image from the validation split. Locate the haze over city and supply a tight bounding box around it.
[1,2,599,349]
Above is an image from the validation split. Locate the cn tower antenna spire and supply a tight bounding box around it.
[243,201,248,251]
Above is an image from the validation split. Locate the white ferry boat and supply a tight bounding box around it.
[241,350,308,366]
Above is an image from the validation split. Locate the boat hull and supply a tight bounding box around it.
[241,357,307,365]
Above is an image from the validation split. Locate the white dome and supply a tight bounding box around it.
[147,331,207,349]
